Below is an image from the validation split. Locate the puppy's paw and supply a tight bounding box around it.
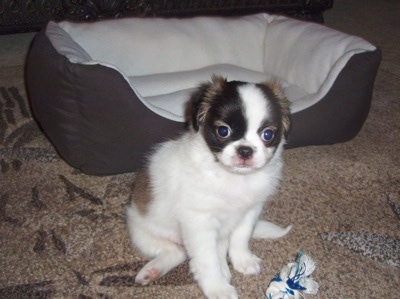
[230,252,261,275]
[203,282,238,299]
[135,266,160,285]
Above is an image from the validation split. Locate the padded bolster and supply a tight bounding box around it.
[58,14,268,76]
[264,15,377,94]
[27,27,183,175]
[53,15,377,117]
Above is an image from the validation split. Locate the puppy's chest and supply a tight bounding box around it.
[196,173,269,210]
[213,170,268,195]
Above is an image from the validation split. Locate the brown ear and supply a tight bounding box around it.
[264,80,292,137]
[184,82,210,131]
[185,74,227,132]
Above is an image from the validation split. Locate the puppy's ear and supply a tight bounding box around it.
[185,83,210,132]
[185,75,227,132]
[264,80,292,137]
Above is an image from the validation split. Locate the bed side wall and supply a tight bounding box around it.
[26,27,183,175]
[286,48,382,148]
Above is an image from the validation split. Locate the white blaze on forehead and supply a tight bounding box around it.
[238,84,270,138]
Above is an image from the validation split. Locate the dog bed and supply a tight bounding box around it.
[26,13,381,175]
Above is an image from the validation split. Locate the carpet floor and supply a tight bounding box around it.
[1,0,399,298]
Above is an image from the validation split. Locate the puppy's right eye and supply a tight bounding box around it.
[216,125,231,138]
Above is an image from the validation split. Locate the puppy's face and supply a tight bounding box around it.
[186,75,291,174]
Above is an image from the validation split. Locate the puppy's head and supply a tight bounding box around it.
[186,75,291,174]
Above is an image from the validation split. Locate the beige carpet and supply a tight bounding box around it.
[1,0,399,298]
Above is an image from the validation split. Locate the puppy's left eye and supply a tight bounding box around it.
[261,128,275,142]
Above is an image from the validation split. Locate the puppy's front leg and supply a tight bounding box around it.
[182,221,238,299]
[229,205,263,275]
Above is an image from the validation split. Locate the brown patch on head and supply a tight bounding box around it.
[263,79,291,137]
[130,169,153,215]
[207,74,227,97]
[184,74,227,132]
[198,75,227,124]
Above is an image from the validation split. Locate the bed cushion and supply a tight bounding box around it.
[26,13,381,175]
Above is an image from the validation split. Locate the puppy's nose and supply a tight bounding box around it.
[238,146,253,159]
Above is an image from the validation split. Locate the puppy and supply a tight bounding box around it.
[126,75,292,299]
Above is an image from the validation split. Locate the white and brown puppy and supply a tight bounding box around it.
[126,75,292,299]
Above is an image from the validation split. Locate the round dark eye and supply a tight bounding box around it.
[261,128,274,142]
[217,126,231,138]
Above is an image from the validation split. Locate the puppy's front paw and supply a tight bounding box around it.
[203,282,238,299]
[230,251,261,275]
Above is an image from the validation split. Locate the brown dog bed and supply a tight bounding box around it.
[26,14,381,175]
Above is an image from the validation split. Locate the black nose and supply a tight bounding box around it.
[238,146,253,159]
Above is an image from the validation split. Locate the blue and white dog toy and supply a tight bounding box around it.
[266,252,319,299]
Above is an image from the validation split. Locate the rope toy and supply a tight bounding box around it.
[266,252,319,299]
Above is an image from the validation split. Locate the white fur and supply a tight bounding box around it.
[126,84,291,299]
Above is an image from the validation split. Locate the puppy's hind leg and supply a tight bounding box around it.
[135,242,187,285]
[252,220,292,239]
[126,208,187,285]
